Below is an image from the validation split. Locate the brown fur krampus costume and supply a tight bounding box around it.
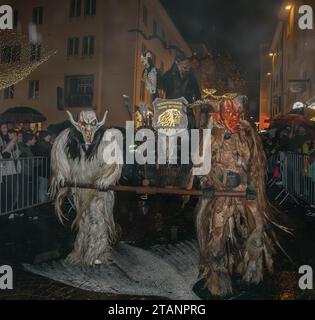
[194,97,285,296]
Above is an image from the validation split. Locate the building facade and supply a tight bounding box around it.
[0,0,191,128]
[260,0,315,125]
[259,44,272,129]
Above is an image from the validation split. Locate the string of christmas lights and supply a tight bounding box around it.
[0,30,56,91]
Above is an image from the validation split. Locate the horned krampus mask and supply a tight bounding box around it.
[208,95,247,133]
[66,110,108,145]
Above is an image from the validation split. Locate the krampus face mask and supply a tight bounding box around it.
[141,51,154,70]
[220,99,241,133]
[66,110,108,145]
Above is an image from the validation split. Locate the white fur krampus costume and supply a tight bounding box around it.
[50,110,122,265]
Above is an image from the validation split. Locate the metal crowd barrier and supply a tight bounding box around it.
[268,152,315,206]
[1,153,314,215]
[267,153,280,186]
[0,157,50,216]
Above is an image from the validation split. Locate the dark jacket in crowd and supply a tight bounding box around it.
[158,63,201,103]
[33,139,52,178]
[18,142,35,176]
[157,63,201,128]
[33,139,52,158]
[288,134,311,153]
[18,142,34,158]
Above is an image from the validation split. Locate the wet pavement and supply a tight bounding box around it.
[0,188,315,300]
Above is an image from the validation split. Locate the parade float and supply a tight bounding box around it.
[32,38,290,298]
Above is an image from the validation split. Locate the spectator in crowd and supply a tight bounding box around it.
[263,133,280,158]
[7,121,14,131]
[33,131,52,158]
[302,137,313,155]
[0,121,55,213]
[302,137,315,179]
[22,120,32,133]
[16,123,24,132]
[8,129,21,173]
[288,126,311,153]
[17,131,23,143]
[0,122,8,144]
[19,132,36,158]
[1,123,11,157]
[7,128,21,162]
[19,132,37,206]
[0,122,20,213]
[278,127,291,151]
[33,131,52,202]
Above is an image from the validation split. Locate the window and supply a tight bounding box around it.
[65,75,94,107]
[13,10,18,28]
[70,0,81,17]
[32,7,43,25]
[30,44,41,61]
[143,6,148,26]
[1,46,21,63]
[84,0,96,16]
[140,80,145,101]
[29,80,39,98]
[67,37,79,56]
[82,36,94,55]
[153,20,157,34]
[4,85,14,100]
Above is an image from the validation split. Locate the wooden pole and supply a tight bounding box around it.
[64,183,247,198]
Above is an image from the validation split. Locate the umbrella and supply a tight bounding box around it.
[289,106,315,120]
[0,106,47,123]
[270,114,315,138]
[271,114,313,127]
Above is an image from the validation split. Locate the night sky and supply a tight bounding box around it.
[161,0,283,116]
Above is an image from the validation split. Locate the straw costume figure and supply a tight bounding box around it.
[50,110,122,265]
[191,95,286,296]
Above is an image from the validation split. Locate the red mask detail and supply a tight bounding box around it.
[219,99,241,133]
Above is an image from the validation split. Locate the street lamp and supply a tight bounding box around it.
[285,5,292,10]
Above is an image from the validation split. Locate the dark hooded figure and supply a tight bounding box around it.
[157,53,201,128]
[158,54,200,102]
[142,51,201,129]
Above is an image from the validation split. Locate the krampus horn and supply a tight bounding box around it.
[98,110,108,127]
[66,110,78,127]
